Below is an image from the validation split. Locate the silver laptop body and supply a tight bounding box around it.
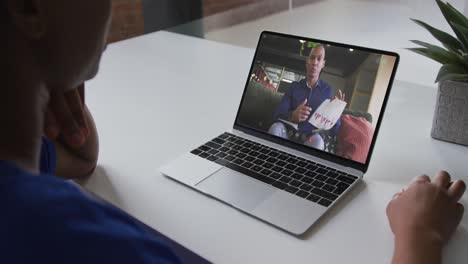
[160,31,399,235]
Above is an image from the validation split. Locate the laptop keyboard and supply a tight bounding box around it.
[190,133,358,207]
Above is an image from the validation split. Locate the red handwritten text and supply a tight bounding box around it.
[312,113,333,128]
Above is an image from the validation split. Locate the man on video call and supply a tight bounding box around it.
[269,45,344,150]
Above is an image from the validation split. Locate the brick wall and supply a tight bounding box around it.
[108,0,144,43]
[203,0,258,16]
[202,0,288,32]
[106,0,319,43]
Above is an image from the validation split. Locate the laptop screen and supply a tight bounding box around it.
[235,32,398,165]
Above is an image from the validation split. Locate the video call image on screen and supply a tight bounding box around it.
[237,33,397,164]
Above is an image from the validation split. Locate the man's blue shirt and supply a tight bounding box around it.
[1,138,180,263]
[273,79,341,135]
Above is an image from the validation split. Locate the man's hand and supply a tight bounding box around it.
[45,84,89,148]
[44,83,99,179]
[334,89,345,101]
[290,99,312,123]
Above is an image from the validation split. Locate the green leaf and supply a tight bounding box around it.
[435,0,468,26]
[462,53,468,65]
[408,47,446,64]
[410,40,447,51]
[407,46,467,67]
[450,23,468,52]
[436,0,468,50]
[410,40,466,65]
[410,18,463,53]
[446,2,468,26]
[306,41,318,48]
[436,72,468,83]
[435,64,468,82]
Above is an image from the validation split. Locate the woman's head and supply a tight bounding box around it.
[4,0,112,92]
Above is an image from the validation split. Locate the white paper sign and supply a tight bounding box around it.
[308,99,347,130]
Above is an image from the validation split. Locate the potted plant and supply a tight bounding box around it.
[410,0,468,146]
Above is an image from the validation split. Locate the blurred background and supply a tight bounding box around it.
[106,0,468,128]
[108,0,360,43]
[109,0,468,43]
[108,0,468,87]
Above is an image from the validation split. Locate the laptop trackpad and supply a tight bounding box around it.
[196,168,276,212]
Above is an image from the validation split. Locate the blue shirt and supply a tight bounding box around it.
[0,138,180,263]
[273,79,341,135]
[39,137,57,174]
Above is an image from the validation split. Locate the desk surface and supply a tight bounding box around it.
[83,31,468,263]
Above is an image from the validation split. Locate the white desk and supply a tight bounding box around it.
[82,31,468,263]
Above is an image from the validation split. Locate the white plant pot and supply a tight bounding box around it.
[431,80,468,146]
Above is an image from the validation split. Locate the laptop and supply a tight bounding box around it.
[160,31,399,235]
